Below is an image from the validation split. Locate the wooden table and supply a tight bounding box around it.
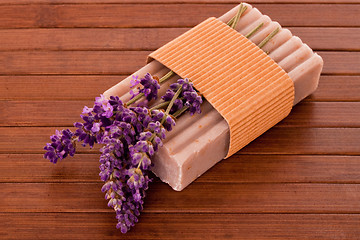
[1,0,359,239]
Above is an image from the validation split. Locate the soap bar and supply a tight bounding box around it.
[104,3,323,191]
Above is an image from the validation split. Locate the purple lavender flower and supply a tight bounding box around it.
[161,78,202,115]
[44,129,76,163]
[129,73,160,102]
[151,109,176,132]
[130,75,140,88]
[44,71,204,234]
[140,73,160,101]
[184,90,202,115]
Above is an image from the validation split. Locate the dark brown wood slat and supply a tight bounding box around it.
[0,4,358,28]
[1,0,360,4]
[2,154,360,184]
[306,75,360,102]
[288,27,360,51]
[0,51,357,75]
[0,51,147,75]
[0,154,100,183]
[0,127,101,154]
[1,213,359,240]
[1,101,360,127]
[0,28,187,51]
[0,27,358,51]
[279,102,360,127]
[238,127,360,155]
[1,127,359,154]
[2,182,360,213]
[0,75,124,100]
[1,75,359,101]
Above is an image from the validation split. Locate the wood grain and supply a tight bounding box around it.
[1,154,360,184]
[0,27,358,51]
[1,0,359,4]
[0,0,359,239]
[1,75,359,101]
[1,101,360,127]
[306,75,360,102]
[1,213,359,240]
[0,75,124,100]
[1,127,359,154]
[0,4,358,28]
[2,182,360,213]
[0,51,357,75]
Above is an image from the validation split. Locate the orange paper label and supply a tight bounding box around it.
[148,17,294,158]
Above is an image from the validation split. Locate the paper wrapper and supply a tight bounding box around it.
[148,17,294,157]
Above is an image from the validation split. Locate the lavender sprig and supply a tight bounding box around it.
[44,71,200,233]
[162,78,203,115]
[44,129,76,163]
[43,3,273,232]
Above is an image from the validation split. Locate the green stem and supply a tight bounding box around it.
[149,86,182,142]
[245,22,264,38]
[227,15,235,26]
[160,70,175,84]
[126,70,175,106]
[173,106,189,118]
[161,86,182,125]
[150,101,170,111]
[150,97,184,111]
[126,93,143,106]
[231,4,247,29]
[258,27,279,49]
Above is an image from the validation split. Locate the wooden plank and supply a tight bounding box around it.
[288,27,360,51]
[2,154,360,184]
[0,51,357,75]
[0,127,359,154]
[0,154,100,183]
[1,75,359,101]
[1,101,360,127]
[0,27,358,51]
[0,4,358,28]
[306,75,360,102]
[1,213,359,240]
[1,0,360,4]
[1,182,360,213]
[0,28,187,51]
[280,102,360,127]
[0,75,124,100]
[239,127,360,155]
[0,51,147,75]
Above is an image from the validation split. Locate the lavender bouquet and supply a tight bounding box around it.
[44,3,278,233]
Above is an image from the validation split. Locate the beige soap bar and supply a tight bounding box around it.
[104,3,323,191]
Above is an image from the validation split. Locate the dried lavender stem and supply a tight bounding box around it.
[126,92,143,106]
[159,70,175,84]
[227,3,246,27]
[126,70,175,106]
[150,101,170,111]
[258,27,280,49]
[173,106,189,118]
[161,86,182,124]
[227,16,235,26]
[245,22,264,38]
[231,4,247,29]
[149,86,182,142]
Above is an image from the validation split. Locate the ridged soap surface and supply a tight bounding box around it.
[148,17,294,157]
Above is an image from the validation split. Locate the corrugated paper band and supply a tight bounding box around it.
[148,17,294,158]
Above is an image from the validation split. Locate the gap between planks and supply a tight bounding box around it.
[0,51,357,75]
[0,4,358,28]
[1,127,359,155]
[0,27,358,51]
[1,154,360,184]
[1,102,360,128]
